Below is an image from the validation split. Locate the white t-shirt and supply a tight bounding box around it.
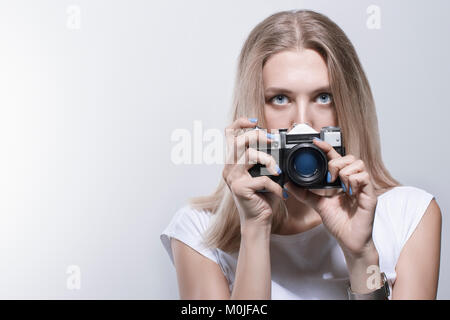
[160,186,434,299]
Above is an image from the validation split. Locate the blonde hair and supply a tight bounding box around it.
[189,9,400,253]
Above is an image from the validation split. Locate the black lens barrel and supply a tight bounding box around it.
[285,144,327,187]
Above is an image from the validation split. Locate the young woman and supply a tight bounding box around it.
[160,9,441,300]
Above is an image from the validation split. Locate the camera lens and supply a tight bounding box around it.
[293,149,319,177]
[286,144,327,186]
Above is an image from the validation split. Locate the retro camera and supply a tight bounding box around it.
[248,123,345,189]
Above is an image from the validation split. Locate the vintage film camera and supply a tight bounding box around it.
[248,123,345,189]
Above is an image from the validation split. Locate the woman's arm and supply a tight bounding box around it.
[171,224,272,300]
[231,224,272,299]
[391,199,442,299]
[172,238,230,299]
[171,117,284,300]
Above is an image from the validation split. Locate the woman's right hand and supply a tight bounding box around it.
[222,118,287,230]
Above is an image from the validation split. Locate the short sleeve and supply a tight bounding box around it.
[386,186,435,257]
[373,186,435,295]
[160,205,219,265]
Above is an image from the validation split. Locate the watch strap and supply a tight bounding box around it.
[347,272,390,300]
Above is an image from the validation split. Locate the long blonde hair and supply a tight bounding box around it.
[189,9,400,253]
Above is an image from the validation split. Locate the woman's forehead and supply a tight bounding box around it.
[263,49,330,93]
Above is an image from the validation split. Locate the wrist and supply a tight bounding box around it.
[344,241,381,294]
[240,222,272,243]
[344,240,379,264]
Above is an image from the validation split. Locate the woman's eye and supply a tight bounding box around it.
[270,94,289,106]
[316,93,332,105]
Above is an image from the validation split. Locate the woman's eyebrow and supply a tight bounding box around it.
[264,86,331,95]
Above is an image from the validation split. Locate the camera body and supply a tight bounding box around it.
[248,124,345,189]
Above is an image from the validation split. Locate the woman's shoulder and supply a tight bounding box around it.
[164,204,214,235]
[160,204,218,264]
[376,185,435,219]
[378,185,434,200]
[378,185,434,207]
[374,185,435,249]
[372,185,436,282]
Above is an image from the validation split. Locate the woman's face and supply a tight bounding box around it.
[263,49,339,197]
[263,49,337,132]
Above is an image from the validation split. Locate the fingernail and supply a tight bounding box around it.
[275,164,282,175]
[249,118,258,123]
[349,186,352,195]
[326,171,331,183]
[283,188,289,199]
[267,133,275,139]
[341,181,346,192]
[313,137,323,142]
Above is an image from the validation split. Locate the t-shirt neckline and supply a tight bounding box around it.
[270,222,325,243]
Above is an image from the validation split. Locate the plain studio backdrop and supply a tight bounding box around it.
[0,0,448,299]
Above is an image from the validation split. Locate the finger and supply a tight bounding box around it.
[312,138,342,161]
[326,154,356,184]
[248,176,285,200]
[338,159,365,195]
[234,129,273,157]
[284,182,323,213]
[237,147,281,176]
[225,118,265,164]
[347,171,373,200]
[225,117,258,138]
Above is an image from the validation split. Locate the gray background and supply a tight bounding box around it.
[0,0,448,299]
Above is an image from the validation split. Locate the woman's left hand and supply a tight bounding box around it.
[284,138,378,258]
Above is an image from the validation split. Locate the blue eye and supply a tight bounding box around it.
[271,94,289,106]
[316,93,332,104]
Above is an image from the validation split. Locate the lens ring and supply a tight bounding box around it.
[285,144,327,186]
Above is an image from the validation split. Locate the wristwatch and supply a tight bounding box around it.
[347,272,390,300]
